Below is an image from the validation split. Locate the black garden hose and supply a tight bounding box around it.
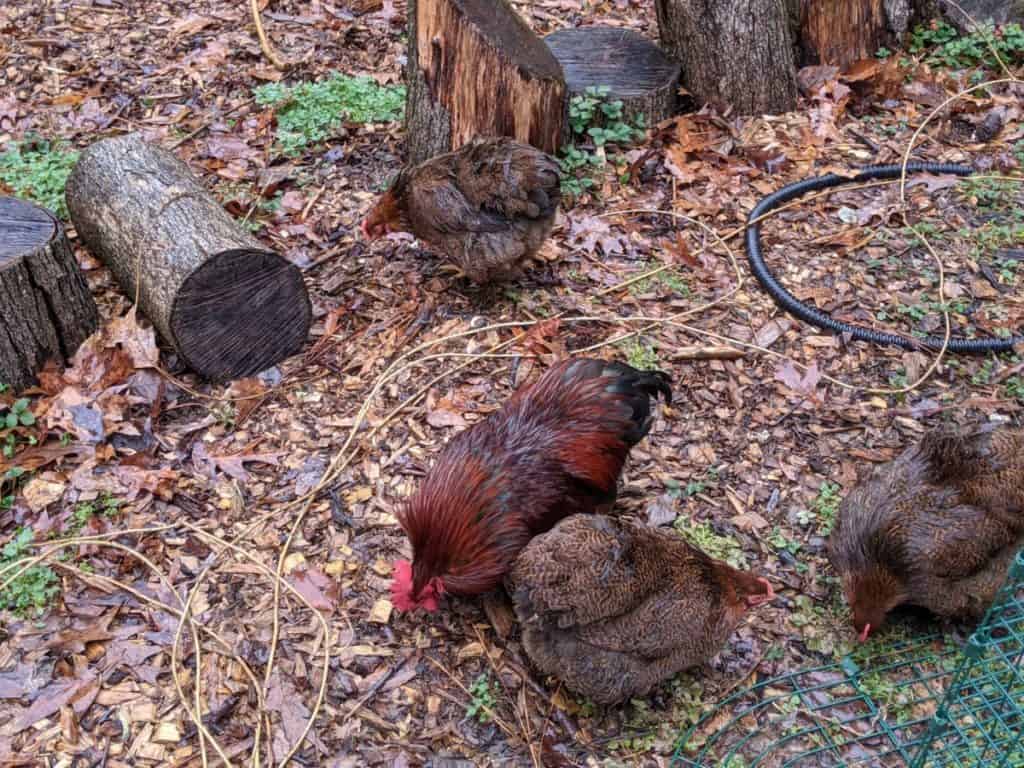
[746,162,1024,354]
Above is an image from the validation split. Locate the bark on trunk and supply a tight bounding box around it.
[66,134,311,382]
[545,27,681,134]
[0,197,99,392]
[798,0,914,67]
[404,0,567,165]
[655,0,798,115]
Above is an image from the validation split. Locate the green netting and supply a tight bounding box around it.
[672,549,1024,768]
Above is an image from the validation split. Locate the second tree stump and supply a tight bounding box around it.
[545,27,682,132]
[66,134,312,382]
[0,197,99,392]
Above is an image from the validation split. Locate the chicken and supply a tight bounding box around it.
[829,425,1024,642]
[507,514,775,704]
[390,358,672,612]
[361,136,561,283]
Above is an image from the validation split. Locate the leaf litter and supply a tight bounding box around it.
[1,0,1022,766]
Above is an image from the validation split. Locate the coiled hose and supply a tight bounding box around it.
[745,162,1024,354]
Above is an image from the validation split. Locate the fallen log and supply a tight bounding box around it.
[66,134,311,381]
[0,196,99,392]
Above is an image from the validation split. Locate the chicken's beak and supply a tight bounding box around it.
[858,623,871,643]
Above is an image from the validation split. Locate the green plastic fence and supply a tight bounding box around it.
[672,549,1024,768]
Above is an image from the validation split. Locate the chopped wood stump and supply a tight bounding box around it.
[545,26,682,130]
[405,0,566,165]
[66,134,311,382]
[0,196,99,392]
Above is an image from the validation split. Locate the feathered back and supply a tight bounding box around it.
[393,357,672,607]
[454,136,561,222]
[918,425,1024,514]
[829,424,1024,635]
[508,514,773,704]
[506,358,672,505]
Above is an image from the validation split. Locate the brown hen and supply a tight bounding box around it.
[829,424,1024,642]
[508,514,775,704]
[361,136,561,283]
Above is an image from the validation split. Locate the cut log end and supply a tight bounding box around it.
[545,27,681,127]
[0,196,56,262]
[170,248,312,381]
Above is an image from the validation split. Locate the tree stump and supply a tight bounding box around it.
[545,27,682,132]
[798,0,913,67]
[404,0,567,165]
[655,0,798,115]
[66,134,312,382]
[0,197,99,392]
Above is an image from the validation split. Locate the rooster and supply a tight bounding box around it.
[829,425,1024,642]
[508,514,775,704]
[361,136,561,283]
[390,358,672,612]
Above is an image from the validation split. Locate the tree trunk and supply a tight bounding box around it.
[655,0,798,115]
[798,0,914,67]
[66,134,312,382]
[545,27,681,133]
[404,0,566,165]
[0,197,99,392]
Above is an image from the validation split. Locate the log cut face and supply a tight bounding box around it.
[66,134,311,381]
[545,27,681,132]
[405,0,566,165]
[0,197,98,392]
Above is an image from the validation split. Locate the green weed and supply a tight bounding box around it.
[673,519,747,568]
[788,594,851,658]
[630,262,692,297]
[858,670,915,723]
[1,527,59,616]
[811,481,841,536]
[67,493,123,534]
[611,676,705,753]
[1,466,26,511]
[960,177,1020,212]
[971,359,996,386]
[619,339,659,371]
[559,86,646,200]
[254,73,405,155]
[0,137,79,218]
[910,20,1024,70]
[670,466,720,499]
[1005,376,1024,401]
[466,673,499,723]
[1,397,37,460]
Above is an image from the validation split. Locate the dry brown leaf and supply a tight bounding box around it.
[426,397,467,429]
[288,566,340,612]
